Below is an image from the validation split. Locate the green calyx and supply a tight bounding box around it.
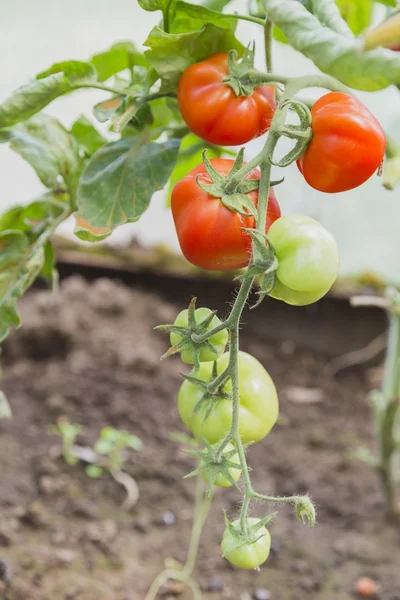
[156,297,225,365]
[295,495,316,527]
[181,360,231,422]
[184,439,241,496]
[221,511,276,556]
[196,149,283,219]
[222,43,262,97]
[222,44,283,97]
[196,149,259,218]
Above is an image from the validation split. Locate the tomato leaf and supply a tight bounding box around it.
[93,96,125,123]
[71,115,106,156]
[336,0,374,35]
[0,61,97,128]
[201,0,232,10]
[375,0,397,6]
[0,197,65,238]
[0,199,67,341]
[91,41,148,82]
[310,0,354,37]
[0,114,82,197]
[264,0,400,90]
[75,135,181,242]
[144,24,244,92]
[0,231,44,342]
[138,0,173,10]
[170,1,238,33]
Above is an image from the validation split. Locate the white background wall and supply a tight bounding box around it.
[1,0,400,282]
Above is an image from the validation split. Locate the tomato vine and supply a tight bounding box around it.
[0,0,398,596]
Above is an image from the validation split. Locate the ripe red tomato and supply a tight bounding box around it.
[171,158,281,271]
[177,53,276,146]
[297,92,386,193]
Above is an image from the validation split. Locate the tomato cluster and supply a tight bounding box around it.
[168,307,278,569]
[165,52,386,571]
[172,54,385,305]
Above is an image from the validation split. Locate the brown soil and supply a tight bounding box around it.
[0,275,399,600]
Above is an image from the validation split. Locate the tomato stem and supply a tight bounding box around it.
[378,299,400,521]
[223,12,266,26]
[144,476,212,600]
[264,18,273,73]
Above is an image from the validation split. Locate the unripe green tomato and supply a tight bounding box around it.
[202,442,241,488]
[268,215,340,306]
[221,518,271,569]
[171,307,228,364]
[178,351,279,444]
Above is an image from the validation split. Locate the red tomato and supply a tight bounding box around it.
[297,92,386,193]
[177,53,276,146]
[171,158,280,271]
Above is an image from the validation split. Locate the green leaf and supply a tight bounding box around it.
[138,0,173,10]
[336,0,374,35]
[0,391,12,419]
[86,465,104,479]
[310,0,353,37]
[0,231,43,342]
[375,0,397,6]
[36,60,96,81]
[91,41,148,82]
[75,134,181,241]
[264,0,400,90]
[93,95,125,123]
[167,133,223,203]
[71,115,106,156]
[125,434,142,451]
[170,1,237,33]
[1,114,82,195]
[0,61,97,128]
[93,93,152,133]
[138,97,185,139]
[202,0,232,11]
[144,24,244,92]
[0,197,65,239]
[0,199,66,341]
[94,439,113,455]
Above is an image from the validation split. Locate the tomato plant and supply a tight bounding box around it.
[267,215,340,306]
[171,158,280,270]
[297,92,386,193]
[178,351,279,444]
[0,0,398,596]
[177,53,276,146]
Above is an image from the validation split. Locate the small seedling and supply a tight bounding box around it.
[51,418,142,510]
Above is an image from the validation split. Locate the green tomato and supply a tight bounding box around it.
[221,518,271,569]
[178,351,278,444]
[268,215,340,306]
[171,307,228,364]
[202,442,241,488]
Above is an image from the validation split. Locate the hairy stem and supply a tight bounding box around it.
[72,82,123,95]
[224,12,265,25]
[378,310,400,521]
[144,477,212,600]
[264,18,273,73]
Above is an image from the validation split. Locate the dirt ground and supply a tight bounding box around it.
[0,275,399,600]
